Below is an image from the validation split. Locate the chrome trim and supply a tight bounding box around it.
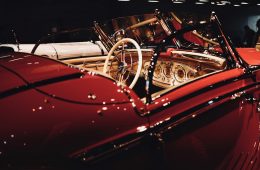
[257,101,260,112]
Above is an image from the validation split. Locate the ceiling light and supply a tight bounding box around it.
[220,1,231,5]
[257,3,260,6]
[233,4,240,7]
[117,0,130,1]
[195,2,204,5]
[172,0,185,3]
[216,3,225,6]
[148,0,159,2]
[241,2,248,5]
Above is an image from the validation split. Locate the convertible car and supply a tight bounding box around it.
[0,11,259,170]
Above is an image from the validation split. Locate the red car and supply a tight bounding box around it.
[0,11,259,170]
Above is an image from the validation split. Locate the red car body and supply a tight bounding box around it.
[0,12,259,170]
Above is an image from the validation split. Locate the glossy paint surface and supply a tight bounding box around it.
[0,53,148,164]
[0,66,26,93]
[236,48,260,65]
[0,50,259,169]
[0,53,79,84]
[147,70,259,169]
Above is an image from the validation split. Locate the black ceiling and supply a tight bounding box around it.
[1,0,260,43]
[1,0,260,6]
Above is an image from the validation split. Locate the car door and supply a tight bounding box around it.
[146,67,260,170]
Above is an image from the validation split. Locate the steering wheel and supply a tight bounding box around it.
[103,38,142,89]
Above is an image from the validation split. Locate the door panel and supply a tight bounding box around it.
[160,96,258,169]
[147,69,260,169]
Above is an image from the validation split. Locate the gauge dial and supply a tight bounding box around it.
[174,65,186,83]
[154,65,162,79]
[163,62,173,78]
[187,70,196,79]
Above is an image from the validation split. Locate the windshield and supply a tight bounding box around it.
[95,11,227,55]
[100,13,167,46]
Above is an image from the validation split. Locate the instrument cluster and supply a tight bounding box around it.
[143,60,198,88]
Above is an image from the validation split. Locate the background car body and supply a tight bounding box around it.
[0,41,107,60]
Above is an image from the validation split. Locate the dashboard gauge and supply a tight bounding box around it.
[154,65,162,79]
[163,62,173,78]
[143,62,150,76]
[187,70,196,79]
[174,65,186,83]
[162,76,165,82]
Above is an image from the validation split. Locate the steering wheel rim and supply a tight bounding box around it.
[103,38,142,89]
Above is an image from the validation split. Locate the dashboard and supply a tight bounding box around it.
[142,50,226,88]
[143,60,198,88]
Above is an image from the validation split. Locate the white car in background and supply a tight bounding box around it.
[0,41,107,60]
[0,28,108,60]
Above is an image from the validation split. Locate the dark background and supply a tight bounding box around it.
[0,0,260,46]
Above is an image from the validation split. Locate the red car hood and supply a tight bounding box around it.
[0,53,81,95]
[236,48,260,66]
[0,53,130,104]
[0,53,142,159]
[0,65,26,94]
[0,53,79,82]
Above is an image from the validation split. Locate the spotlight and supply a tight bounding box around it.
[241,2,248,5]
[148,0,159,2]
[172,0,185,4]
[195,2,204,5]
